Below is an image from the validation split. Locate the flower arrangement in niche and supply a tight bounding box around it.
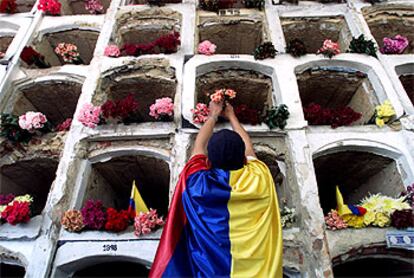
[373,100,396,127]
[0,0,17,14]
[105,208,131,232]
[0,194,33,225]
[77,103,102,128]
[122,31,180,57]
[20,46,50,68]
[324,210,347,230]
[380,35,409,55]
[101,94,140,124]
[192,103,210,124]
[104,45,121,58]
[303,103,362,128]
[317,39,341,58]
[37,0,61,15]
[18,111,47,133]
[264,104,290,130]
[84,0,103,14]
[134,209,165,236]
[286,39,307,57]
[234,104,261,126]
[1,114,33,143]
[54,43,83,64]
[61,210,85,232]
[81,200,107,230]
[198,40,216,56]
[390,209,414,229]
[210,88,237,103]
[281,207,296,229]
[254,42,277,60]
[348,34,377,58]
[149,97,174,121]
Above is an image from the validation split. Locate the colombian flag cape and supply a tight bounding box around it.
[150,154,283,277]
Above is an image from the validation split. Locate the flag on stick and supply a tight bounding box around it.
[128,180,149,217]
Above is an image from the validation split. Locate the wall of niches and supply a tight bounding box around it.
[0,0,413,277]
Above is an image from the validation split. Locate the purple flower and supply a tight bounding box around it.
[380,35,409,54]
[81,200,107,230]
[0,194,15,205]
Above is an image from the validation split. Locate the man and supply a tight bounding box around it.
[150,100,283,277]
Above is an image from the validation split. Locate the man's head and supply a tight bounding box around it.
[207,129,246,170]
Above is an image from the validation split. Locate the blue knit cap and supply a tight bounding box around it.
[207,129,246,170]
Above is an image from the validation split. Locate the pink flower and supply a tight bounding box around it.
[54,43,80,63]
[317,39,341,58]
[381,35,409,54]
[210,90,224,103]
[18,111,47,132]
[224,89,236,99]
[55,118,72,132]
[325,210,348,230]
[149,97,174,120]
[85,0,103,14]
[104,45,120,57]
[77,103,102,128]
[198,40,217,55]
[192,103,210,124]
[134,209,164,237]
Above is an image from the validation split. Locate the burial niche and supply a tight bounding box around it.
[12,79,82,126]
[197,11,265,54]
[313,150,405,214]
[73,261,149,277]
[281,16,351,53]
[85,155,170,216]
[0,263,26,277]
[0,158,58,215]
[297,67,379,126]
[363,5,414,54]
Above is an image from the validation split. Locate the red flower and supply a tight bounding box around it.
[55,118,72,132]
[105,208,130,232]
[1,201,31,225]
[0,0,17,13]
[101,94,139,121]
[234,104,261,125]
[37,0,61,15]
[20,46,41,65]
[304,103,361,128]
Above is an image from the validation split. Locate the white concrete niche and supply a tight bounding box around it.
[93,58,177,124]
[280,15,352,53]
[60,0,111,15]
[395,63,414,107]
[362,4,414,55]
[112,7,182,55]
[183,56,282,131]
[196,9,270,55]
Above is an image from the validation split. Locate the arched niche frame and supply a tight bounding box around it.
[395,62,414,108]
[312,140,412,214]
[30,25,101,67]
[4,73,84,126]
[0,20,20,58]
[332,245,413,277]
[0,156,59,216]
[294,58,400,126]
[94,58,177,123]
[73,147,172,217]
[52,249,156,278]
[182,56,281,130]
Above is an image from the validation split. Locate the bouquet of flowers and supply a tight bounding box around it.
[61,210,85,232]
[324,209,347,230]
[77,103,102,128]
[37,0,61,15]
[0,0,17,13]
[303,103,362,128]
[254,42,277,60]
[286,39,307,57]
[348,34,377,58]
[105,208,131,232]
[104,45,121,58]
[234,104,261,125]
[54,43,83,64]
[85,0,103,14]
[209,88,237,103]
[373,100,396,127]
[198,40,216,56]
[81,200,107,230]
[20,46,50,68]
[134,209,165,236]
[317,39,341,58]
[0,194,33,225]
[264,104,290,129]
[281,207,296,229]
[101,94,140,124]
[122,31,180,56]
[192,103,210,124]
[149,97,174,121]
[380,35,409,54]
[400,184,414,208]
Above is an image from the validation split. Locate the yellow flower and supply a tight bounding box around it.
[363,211,376,226]
[373,212,391,227]
[375,118,385,127]
[13,194,33,203]
[376,100,395,118]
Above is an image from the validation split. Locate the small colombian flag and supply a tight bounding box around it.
[128,180,149,217]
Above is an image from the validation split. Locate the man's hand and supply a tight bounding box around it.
[223,102,236,121]
[209,100,223,117]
